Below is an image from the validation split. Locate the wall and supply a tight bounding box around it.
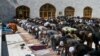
[0,0,100,19]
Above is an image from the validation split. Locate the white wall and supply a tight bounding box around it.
[0,0,100,19]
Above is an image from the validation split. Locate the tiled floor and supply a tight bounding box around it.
[6,34,34,56]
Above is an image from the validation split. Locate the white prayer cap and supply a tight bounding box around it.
[35,28,38,31]
[84,54,90,56]
[69,46,75,53]
[59,41,64,46]
[38,31,41,34]
[56,46,59,49]
[32,26,35,29]
[99,41,100,45]
[84,41,87,45]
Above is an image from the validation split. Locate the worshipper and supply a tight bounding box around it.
[76,44,93,56]
[51,31,62,51]
[61,47,67,56]
[88,24,100,50]
[70,30,80,41]
[40,30,48,45]
[34,27,39,39]
[56,46,61,55]
[8,21,18,33]
[86,32,93,48]
[86,47,100,56]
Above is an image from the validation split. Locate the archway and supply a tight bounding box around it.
[65,6,75,17]
[40,3,56,19]
[16,6,30,19]
[83,7,92,19]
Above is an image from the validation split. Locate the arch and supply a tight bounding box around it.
[64,6,75,17]
[16,5,30,19]
[83,7,92,19]
[40,3,56,19]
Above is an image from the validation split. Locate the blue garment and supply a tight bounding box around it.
[2,26,13,34]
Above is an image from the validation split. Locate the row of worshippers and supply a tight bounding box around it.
[17,16,100,56]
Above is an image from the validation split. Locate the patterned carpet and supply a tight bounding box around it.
[17,26,60,56]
